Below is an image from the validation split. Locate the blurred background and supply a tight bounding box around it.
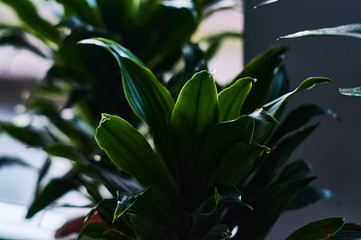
[0,0,360,239]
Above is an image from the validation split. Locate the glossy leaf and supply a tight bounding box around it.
[264,77,332,117]
[113,189,147,223]
[27,176,79,218]
[171,70,218,187]
[280,24,361,40]
[80,38,176,174]
[254,0,279,8]
[286,217,345,240]
[286,187,340,211]
[339,86,361,97]
[95,114,178,195]
[329,223,361,239]
[252,77,331,143]
[209,142,268,188]
[218,77,255,122]
[1,0,60,44]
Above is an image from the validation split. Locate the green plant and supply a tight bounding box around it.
[0,1,349,239]
[0,0,241,219]
[69,38,344,240]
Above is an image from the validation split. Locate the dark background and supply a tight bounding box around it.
[244,0,361,239]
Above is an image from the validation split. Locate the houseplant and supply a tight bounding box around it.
[0,0,242,217]
[69,38,344,240]
[0,0,348,239]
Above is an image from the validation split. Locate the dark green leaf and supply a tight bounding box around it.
[271,104,340,144]
[113,189,147,223]
[339,86,361,97]
[235,45,287,114]
[276,159,311,183]
[80,38,177,174]
[263,64,290,104]
[171,70,218,188]
[286,187,340,211]
[235,178,315,240]
[329,223,361,240]
[279,24,361,40]
[195,116,255,197]
[251,77,331,143]
[286,217,345,240]
[95,114,179,197]
[129,185,184,234]
[128,214,168,240]
[1,0,60,44]
[218,77,255,122]
[250,124,318,191]
[209,143,268,188]
[264,77,332,117]
[27,176,79,218]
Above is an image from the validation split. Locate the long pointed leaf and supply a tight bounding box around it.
[80,38,177,175]
[279,24,361,40]
[95,114,179,197]
[218,77,255,122]
[171,70,218,193]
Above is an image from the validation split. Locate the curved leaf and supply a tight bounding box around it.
[234,178,315,240]
[279,24,361,40]
[27,175,79,218]
[286,217,345,240]
[80,38,176,174]
[218,77,255,122]
[250,124,318,191]
[235,45,287,114]
[271,104,340,144]
[209,142,268,188]
[195,116,255,192]
[286,187,340,211]
[171,70,218,188]
[95,114,179,196]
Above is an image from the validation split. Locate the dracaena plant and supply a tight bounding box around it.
[0,0,241,219]
[70,38,344,240]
